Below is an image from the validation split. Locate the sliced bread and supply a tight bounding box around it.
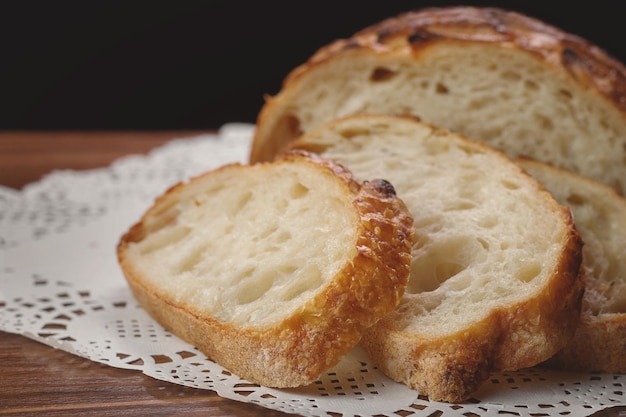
[286,114,584,402]
[117,151,413,388]
[251,6,626,194]
[518,158,626,373]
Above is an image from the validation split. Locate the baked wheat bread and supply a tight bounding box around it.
[251,6,626,195]
[518,158,626,373]
[286,114,584,402]
[117,151,413,388]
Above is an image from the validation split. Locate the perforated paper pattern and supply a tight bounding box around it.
[1,124,624,416]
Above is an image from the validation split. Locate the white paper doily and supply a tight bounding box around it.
[1,123,624,417]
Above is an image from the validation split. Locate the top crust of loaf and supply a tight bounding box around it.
[296,7,626,108]
[117,151,413,388]
[250,6,626,194]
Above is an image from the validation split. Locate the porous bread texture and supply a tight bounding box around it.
[518,158,626,373]
[251,6,626,195]
[287,114,584,402]
[117,151,413,388]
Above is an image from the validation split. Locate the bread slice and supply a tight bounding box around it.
[117,151,413,388]
[286,114,584,402]
[251,6,626,195]
[518,158,626,373]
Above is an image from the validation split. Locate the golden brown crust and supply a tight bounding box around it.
[295,7,626,110]
[117,152,413,387]
[251,6,626,164]
[361,316,495,402]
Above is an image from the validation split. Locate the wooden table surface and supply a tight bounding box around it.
[0,131,288,417]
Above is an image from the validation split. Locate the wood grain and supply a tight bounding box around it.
[0,131,206,189]
[0,131,290,417]
[0,332,287,416]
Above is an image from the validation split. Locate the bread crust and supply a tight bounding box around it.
[250,7,626,193]
[117,152,413,388]
[301,6,626,108]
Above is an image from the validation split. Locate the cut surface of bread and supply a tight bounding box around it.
[117,151,413,388]
[287,114,584,402]
[518,158,626,373]
[251,6,626,194]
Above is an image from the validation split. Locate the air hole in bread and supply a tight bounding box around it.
[566,193,587,206]
[144,205,181,235]
[235,271,275,305]
[289,182,310,199]
[175,242,212,274]
[534,113,554,131]
[443,200,476,211]
[233,191,253,214]
[407,237,479,293]
[232,267,257,283]
[558,88,573,100]
[435,262,466,285]
[435,82,449,94]
[257,223,280,240]
[370,66,397,82]
[524,79,539,91]
[148,198,180,222]
[274,231,292,244]
[279,264,323,302]
[467,96,490,111]
[338,127,372,139]
[501,70,521,81]
[500,179,521,190]
[478,215,498,228]
[138,225,191,255]
[517,262,541,283]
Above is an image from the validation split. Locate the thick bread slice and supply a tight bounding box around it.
[117,151,413,388]
[286,114,584,402]
[251,6,626,194]
[518,158,626,373]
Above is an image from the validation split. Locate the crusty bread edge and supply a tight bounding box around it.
[117,151,414,387]
[250,6,626,164]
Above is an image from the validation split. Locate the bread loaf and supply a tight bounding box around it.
[251,6,626,195]
[518,158,626,373]
[286,114,584,402]
[117,151,413,388]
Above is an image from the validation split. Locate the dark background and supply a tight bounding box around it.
[2,1,625,130]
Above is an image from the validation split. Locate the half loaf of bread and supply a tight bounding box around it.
[286,114,584,402]
[117,151,413,388]
[251,6,626,194]
[518,158,626,373]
